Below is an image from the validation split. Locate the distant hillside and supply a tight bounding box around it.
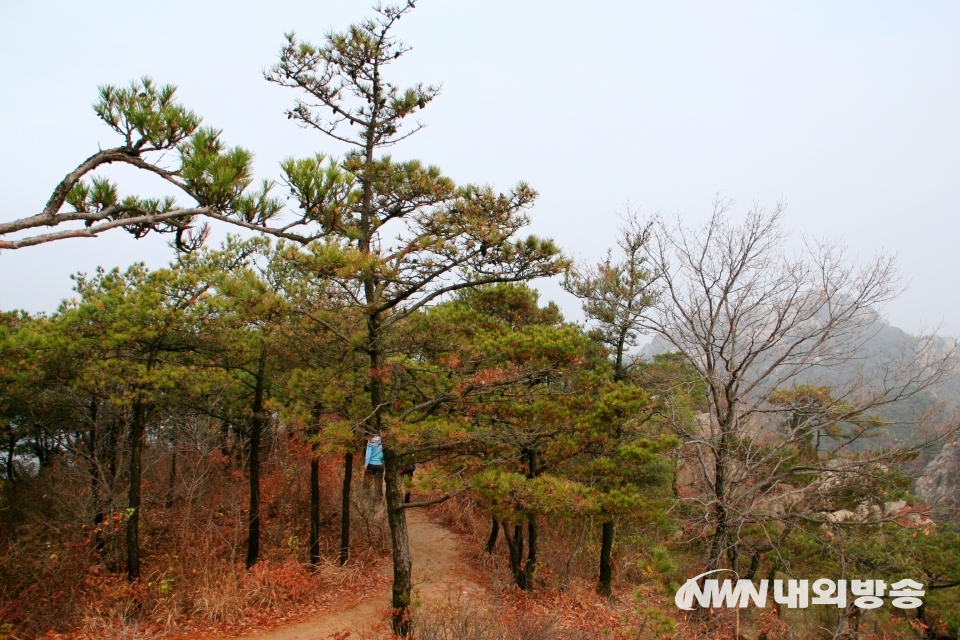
[639,306,959,411]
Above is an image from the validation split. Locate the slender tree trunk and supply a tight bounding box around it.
[708,426,730,572]
[695,500,729,623]
[485,515,499,553]
[354,68,419,633]
[126,399,146,581]
[246,415,261,569]
[745,551,761,581]
[614,327,628,382]
[165,449,177,508]
[221,420,231,458]
[366,303,415,633]
[339,450,353,565]
[727,542,740,575]
[708,504,728,570]
[597,519,615,596]
[306,406,322,566]
[88,398,105,553]
[34,433,49,469]
[109,415,122,570]
[692,423,730,622]
[108,418,121,481]
[246,351,267,570]
[5,433,16,483]
[671,456,679,499]
[385,447,413,635]
[310,456,320,565]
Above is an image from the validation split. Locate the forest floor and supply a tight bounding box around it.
[222,508,487,640]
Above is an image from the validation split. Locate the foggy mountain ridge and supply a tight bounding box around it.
[636,307,960,512]
[637,306,959,399]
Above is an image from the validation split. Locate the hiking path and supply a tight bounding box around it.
[231,509,486,640]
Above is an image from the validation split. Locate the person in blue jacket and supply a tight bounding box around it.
[364,434,384,497]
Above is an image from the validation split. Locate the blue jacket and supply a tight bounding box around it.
[365,437,384,466]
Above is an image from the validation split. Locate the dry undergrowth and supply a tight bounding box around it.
[423,498,672,640]
[0,450,392,640]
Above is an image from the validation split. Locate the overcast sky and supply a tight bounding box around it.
[2,1,959,334]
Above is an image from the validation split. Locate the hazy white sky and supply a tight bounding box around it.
[2,1,959,333]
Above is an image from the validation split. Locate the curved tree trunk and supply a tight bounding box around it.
[485,515,499,553]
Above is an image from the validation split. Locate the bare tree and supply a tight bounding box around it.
[641,198,957,584]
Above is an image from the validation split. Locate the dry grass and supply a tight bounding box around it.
[425,497,674,639]
[0,444,389,640]
[411,597,568,640]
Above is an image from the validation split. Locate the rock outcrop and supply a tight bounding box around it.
[917,438,960,519]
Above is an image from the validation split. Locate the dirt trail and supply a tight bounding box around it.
[236,509,485,640]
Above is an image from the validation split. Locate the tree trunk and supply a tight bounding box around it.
[597,519,614,596]
[220,419,232,458]
[524,517,538,592]
[614,326,628,382]
[246,413,261,569]
[745,551,761,581]
[485,515,499,553]
[707,425,730,572]
[339,450,353,565]
[521,448,539,591]
[364,298,415,634]
[246,351,266,570]
[310,456,320,565]
[503,520,527,589]
[88,398,105,553]
[709,503,728,571]
[671,457,679,499]
[108,417,121,481]
[164,448,177,508]
[5,432,17,483]
[384,447,412,635]
[695,432,729,622]
[126,399,146,581]
[109,416,123,570]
